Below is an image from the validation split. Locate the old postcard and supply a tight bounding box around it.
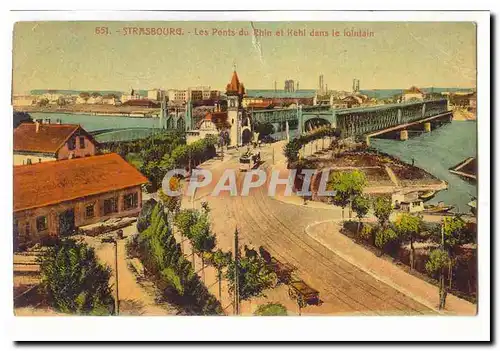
[9,13,488,341]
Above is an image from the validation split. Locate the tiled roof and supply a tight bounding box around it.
[404,86,423,94]
[14,153,148,212]
[14,123,80,154]
[226,71,245,95]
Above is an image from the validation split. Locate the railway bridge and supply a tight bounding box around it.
[250,99,452,143]
[90,99,452,144]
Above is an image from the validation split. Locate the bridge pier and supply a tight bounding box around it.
[424,122,431,133]
[400,130,408,141]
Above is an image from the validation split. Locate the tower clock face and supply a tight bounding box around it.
[230,99,235,108]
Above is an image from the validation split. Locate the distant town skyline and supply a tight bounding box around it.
[12,21,476,95]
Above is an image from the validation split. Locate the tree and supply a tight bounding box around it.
[158,176,181,217]
[137,198,158,233]
[374,227,399,255]
[327,171,367,219]
[426,248,451,310]
[38,239,114,315]
[13,111,33,128]
[440,216,473,289]
[189,213,216,282]
[226,252,277,301]
[394,213,423,271]
[352,194,370,234]
[174,209,198,253]
[211,249,232,300]
[254,122,275,140]
[254,302,288,316]
[373,196,392,227]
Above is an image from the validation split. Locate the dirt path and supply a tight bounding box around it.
[80,225,179,316]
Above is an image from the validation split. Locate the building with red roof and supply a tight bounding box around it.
[13,153,148,247]
[13,121,98,165]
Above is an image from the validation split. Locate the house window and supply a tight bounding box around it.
[85,203,95,218]
[25,222,30,236]
[68,136,76,150]
[36,216,48,232]
[79,136,85,149]
[103,197,118,215]
[123,192,138,210]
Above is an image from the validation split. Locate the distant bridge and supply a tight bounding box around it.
[90,99,452,143]
[250,99,451,142]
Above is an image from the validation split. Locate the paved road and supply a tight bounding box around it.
[195,145,434,315]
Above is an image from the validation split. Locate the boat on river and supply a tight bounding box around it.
[423,201,454,214]
[418,190,436,201]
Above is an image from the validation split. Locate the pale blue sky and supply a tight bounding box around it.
[12,21,476,94]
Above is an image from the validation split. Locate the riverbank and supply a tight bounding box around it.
[306,147,447,201]
[15,105,161,117]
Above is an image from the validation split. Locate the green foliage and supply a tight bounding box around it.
[39,239,114,315]
[137,203,222,315]
[283,126,340,164]
[226,252,277,301]
[360,224,374,241]
[327,170,367,214]
[374,227,399,252]
[161,267,184,296]
[254,302,288,316]
[253,122,275,139]
[441,216,471,251]
[394,213,423,238]
[425,249,450,275]
[373,196,392,226]
[212,249,232,271]
[174,209,199,239]
[352,194,371,220]
[190,214,216,255]
[137,198,158,233]
[158,176,182,214]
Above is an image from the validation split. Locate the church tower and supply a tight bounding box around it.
[226,69,245,147]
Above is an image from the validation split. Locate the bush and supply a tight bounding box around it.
[137,198,158,233]
[360,224,374,242]
[38,239,115,315]
[254,302,288,316]
[374,227,400,255]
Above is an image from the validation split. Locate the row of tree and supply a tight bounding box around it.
[283,126,341,164]
[134,200,223,315]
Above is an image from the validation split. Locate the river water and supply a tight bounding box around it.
[30,112,159,132]
[370,121,477,213]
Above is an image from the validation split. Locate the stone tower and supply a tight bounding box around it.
[226,69,245,147]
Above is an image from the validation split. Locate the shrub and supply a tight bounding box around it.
[38,239,114,315]
[360,224,374,242]
[374,227,400,254]
[254,302,288,316]
[137,198,158,233]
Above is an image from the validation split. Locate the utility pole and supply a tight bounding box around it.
[233,227,240,315]
[114,240,119,316]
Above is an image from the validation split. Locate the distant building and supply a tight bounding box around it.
[167,89,188,104]
[284,80,295,93]
[13,122,98,165]
[402,86,424,102]
[13,153,148,248]
[147,89,161,101]
[12,95,37,107]
[122,99,160,108]
[87,95,103,104]
[392,192,424,213]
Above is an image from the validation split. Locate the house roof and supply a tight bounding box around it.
[14,153,148,212]
[198,111,230,130]
[14,123,81,154]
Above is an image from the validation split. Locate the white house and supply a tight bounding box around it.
[392,192,424,213]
